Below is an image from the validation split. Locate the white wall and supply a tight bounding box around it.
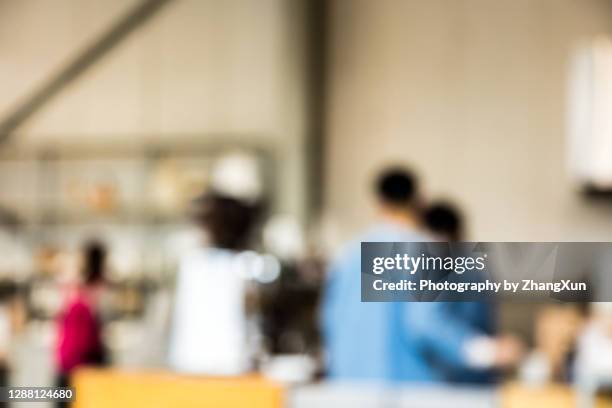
[325,0,612,241]
[0,0,141,119]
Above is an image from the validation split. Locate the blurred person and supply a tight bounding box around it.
[321,167,522,383]
[0,282,24,408]
[423,201,464,242]
[168,192,261,375]
[423,201,514,383]
[520,305,583,384]
[574,303,611,384]
[55,241,108,403]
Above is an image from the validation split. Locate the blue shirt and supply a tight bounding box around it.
[321,223,496,383]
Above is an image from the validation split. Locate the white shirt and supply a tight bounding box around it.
[169,247,250,375]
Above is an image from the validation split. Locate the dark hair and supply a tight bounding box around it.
[375,167,418,205]
[192,193,260,250]
[424,202,463,241]
[83,241,106,285]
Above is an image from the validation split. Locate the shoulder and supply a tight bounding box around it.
[330,226,432,271]
[366,224,432,242]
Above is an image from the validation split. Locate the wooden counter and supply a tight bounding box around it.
[71,369,284,408]
[501,383,612,408]
[71,370,612,408]
[501,383,575,408]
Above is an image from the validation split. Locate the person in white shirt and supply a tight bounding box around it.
[168,193,261,375]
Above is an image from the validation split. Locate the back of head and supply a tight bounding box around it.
[192,193,260,251]
[82,240,106,285]
[424,202,463,241]
[375,167,419,209]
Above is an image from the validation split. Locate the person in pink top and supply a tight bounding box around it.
[55,241,107,405]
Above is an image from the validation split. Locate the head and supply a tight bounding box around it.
[424,201,464,241]
[82,240,106,286]
[375,167,421,224]
[192,192,260,250]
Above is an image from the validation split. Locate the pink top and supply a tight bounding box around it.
[56,288,105,374]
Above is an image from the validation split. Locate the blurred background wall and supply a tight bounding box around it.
[0,0,310,220]
[5,0,612,241]
[326,0,612,241]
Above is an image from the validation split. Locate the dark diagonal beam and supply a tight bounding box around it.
[0,0,174,142]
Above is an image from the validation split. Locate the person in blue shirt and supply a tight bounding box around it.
[422,200,497,383]
[321,167,522,383]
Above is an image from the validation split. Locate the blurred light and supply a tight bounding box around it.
[235,250,262,279]
[257,254,281,283]
[263,215,304,261]
[211,152,262,202]
[234,251,280,283]
[568,37,612,188]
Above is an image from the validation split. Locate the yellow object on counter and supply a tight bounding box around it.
[71,368,284,408]
[502,383,575,408]
[502,383,612,408]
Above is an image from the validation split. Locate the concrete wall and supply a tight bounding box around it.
[325,0,612,241]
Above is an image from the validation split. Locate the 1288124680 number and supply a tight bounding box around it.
[6,387,74,401]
